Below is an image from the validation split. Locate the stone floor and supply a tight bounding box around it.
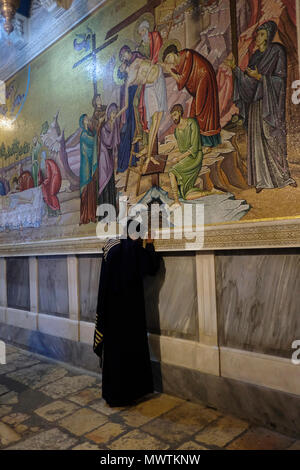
[0,344,299,450]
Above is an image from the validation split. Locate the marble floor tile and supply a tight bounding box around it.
[0,422,21,447]
[119,393,184,427]
[5,345,19,354]
[0,406,13,418]
[7,364,68,389]
[0,353,40,375]
[0,391,19,405]
[195,415,249,448]
[1,345,299,451]
[141,402,220,446]
[34,400,80,422]
[2,412,29,426]
[0,363,18,375]
[108,429,170,451]
[67,387,101,406]
[177,441,209,450]
[227,427,294,450]
[30,427,41,433]
[7,428,78,450]
[72,441,101,450]
[86,422,127,445]
[59,408,108,436]
[39,375,97,399]
[14,424,29,435]
[0,384,9,395]
[90,399,125,416]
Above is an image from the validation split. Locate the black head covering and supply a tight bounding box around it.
[256,20,278,44]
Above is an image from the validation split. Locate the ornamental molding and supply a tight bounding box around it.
[0,218,299,256]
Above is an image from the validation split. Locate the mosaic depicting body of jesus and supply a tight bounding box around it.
[119,47,167,171]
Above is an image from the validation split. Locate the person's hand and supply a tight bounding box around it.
[172,151,189,163]
[246,66,261,80]
[224,55,236,70]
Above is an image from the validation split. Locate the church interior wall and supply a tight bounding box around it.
[0,0,300,439]
[215,249,300,359]
[1,248,300,437]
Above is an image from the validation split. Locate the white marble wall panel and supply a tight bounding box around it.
[7,258,30,311]
[215,250,300,358]
[144,254,198,340]
[78,255,102,323]
[38,256,69,317]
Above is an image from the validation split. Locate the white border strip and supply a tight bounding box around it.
[220,347,300,396]
[149,333,220,376]
[2,312,300,397]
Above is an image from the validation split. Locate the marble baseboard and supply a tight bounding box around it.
[38,313,79,342]
[220,347,300,396]
[149,334,219,376]
[0,323,99,373]
[79,321,95,345]
[6,307,38,331]
[153,362,300,438]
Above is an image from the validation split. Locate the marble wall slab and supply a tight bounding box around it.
[7,258,30,311]
[38,256,69,317]
[144,253,198,341]
[78,252,198,339]
[78,255,102,323]
[215,249,300,358]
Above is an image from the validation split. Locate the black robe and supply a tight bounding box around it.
[93,237,160,407]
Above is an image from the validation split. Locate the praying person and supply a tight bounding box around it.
[93,220,160,407]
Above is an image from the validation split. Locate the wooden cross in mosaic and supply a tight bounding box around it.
[72,0,162,97]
